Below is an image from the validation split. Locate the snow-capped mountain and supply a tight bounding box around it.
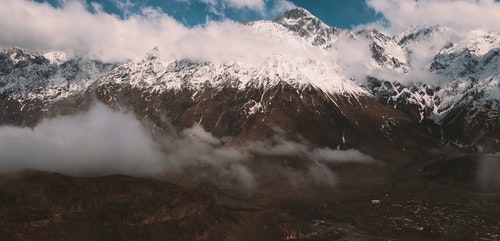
[91,47,427,159]
[0,48,116,101]
[0,8,498,153]
[366,26,499,149]
[272,8,339,48]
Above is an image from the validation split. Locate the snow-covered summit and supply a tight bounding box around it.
[100,48,370,97]
[273,8,338,47]
[0,48,116,101]
[43,51,67,64]
[364,26,500,148]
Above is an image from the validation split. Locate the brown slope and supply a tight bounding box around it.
[93,82,443,165]
[0,170,309,241]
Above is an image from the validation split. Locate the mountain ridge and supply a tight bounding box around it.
[0,8,498,152]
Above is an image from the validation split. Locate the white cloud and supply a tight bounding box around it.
[0,0,307,63]
[0,102,376,189]
[0,103,165,176]
[217,0,296,16]
[159,123,376,188]
[269,0,297,16]
[366,0,500,33]
[4,0,496,66]
[0,0,180,61]
[200,0,221,6]
[310,148,376,163]
[477,152,500,192]
[111,0,135,9]
[183,0,292,13]
[109,0,136,16]
[224,0,266,11]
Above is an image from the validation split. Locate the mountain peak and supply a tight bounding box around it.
[1,47,41,63]
[43,51,67,64]
[396,25,452,46]
[280,8,315,20]
[142,47,160,62]
[273,8,333,47]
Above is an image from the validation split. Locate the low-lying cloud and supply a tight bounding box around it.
[0,103,376,189]
[158,123,376,188]
[477,152,500,192]
[0,103,165,175]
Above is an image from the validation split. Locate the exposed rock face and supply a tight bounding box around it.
[90,81,439,165]
[358,26,499,151]
[273,8,338,47]
[0,48,115,126]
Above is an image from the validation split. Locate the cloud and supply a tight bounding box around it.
[310,148,376,163]
[2,0,497,68]
[0,0,306,63]
[0,102,376,189]
[222,0,266,11]
[307,163,337,186]
[365,0,500,33]
[0,103,165,176]
[157,123,374,188]
[0,0,180,61]
[156,123,255,188]
[477,152,500,192]
[109,0,136,16]
[329,35,374,83]
[324,31,446,86]
[200,0,296,14]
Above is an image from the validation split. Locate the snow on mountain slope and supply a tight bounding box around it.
[272,8,338,48]
[366,26,499,148]
[99,47,369,97]
[0,48,116,102]
[267,10,498,149]
[0,8,498,150]
[392,26,500,118]
[357,29,408,71]
[97,13,373,97]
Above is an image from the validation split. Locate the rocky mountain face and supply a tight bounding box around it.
[0,8,498,154]
[367,26,500,151]
[0,48,116,126]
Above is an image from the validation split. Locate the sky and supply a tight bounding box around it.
[32,0,500,29]
[34,0,382,29]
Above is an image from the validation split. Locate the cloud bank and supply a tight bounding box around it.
[477,152,500,192]
[205,0,267,11]
[1,0,499,64]
[0,0,302,63]
[185,0,296,16]
[0,103,376,189]
[157,123,376,188]
[0,103,165,175]
[0,0,498,87]
[365,0,500,33]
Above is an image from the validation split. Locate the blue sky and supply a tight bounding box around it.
[35,0,382,29]
[290,1,382,28]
